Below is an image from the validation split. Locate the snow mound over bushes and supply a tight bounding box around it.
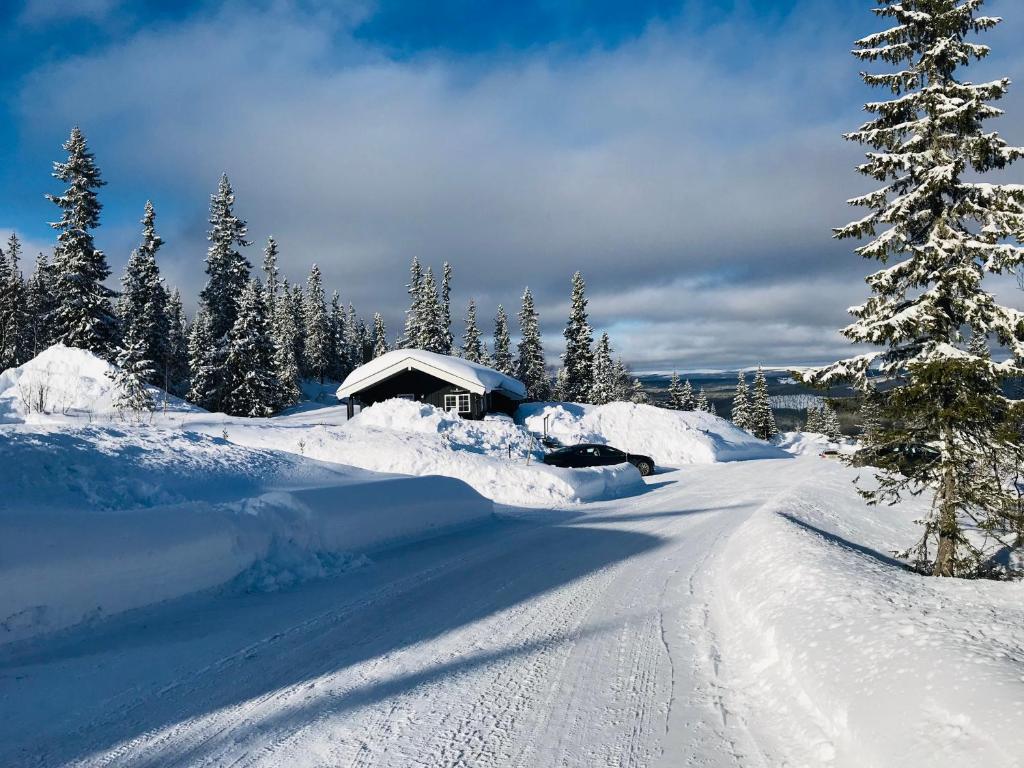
[517,401,788,467]
[712,456,1024,766]
[0,344,198,424]
[187,399,643,507]
[0,423,491,644]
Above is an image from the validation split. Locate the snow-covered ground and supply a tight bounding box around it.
[4,348,1024,766]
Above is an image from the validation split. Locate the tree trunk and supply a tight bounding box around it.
[933,462,958,577]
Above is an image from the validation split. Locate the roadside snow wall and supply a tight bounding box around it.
[517,401,788,467]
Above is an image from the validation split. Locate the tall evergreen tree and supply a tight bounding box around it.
[0,234,27,370]
[262,236,280,317]
[441,261,454,355]
[667,372,686,410]
[560,271,594,402]
[401,256,424,348]
[47,127,115,356]
[223,279,278,417]
[492,304,513,375]
[303,264,330,382]
[271,284,301,409]
[462,298,486,363]
[118,201,168,387]
[327,291,348,380]
[695,387,712,413]
[109,337,155,418]
[803,0,1024,576]
[287,282,306,377]
[187,308,219,411]
[612,359,633,402]
[749,366,778,441]
[200,174,251,341]
[23,252,55,359]
[372,312,389,359]
[516,287,549,400]
[164,288,190,397]
[345,303,364,366]
[419,267,447,353]
[732,371,751,430]
[589,332,616,405]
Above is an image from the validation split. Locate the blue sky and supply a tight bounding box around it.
[2,0,1023,369]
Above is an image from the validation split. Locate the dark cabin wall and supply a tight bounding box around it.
[354,370,485,418]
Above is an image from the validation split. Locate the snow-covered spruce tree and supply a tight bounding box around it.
[630,377,650,404]
[287,282,306,376]
[372,312,389,358]
[401,256,424,349]
[271,284,301,410]
[492,305,514,375]
[613,359,634,402]
[695,387,711,413]
[187,308,219,411]
[802,0,1024,577]
[749,366,778,441]
[23,252,55,359]
[419,267,447,353]
[262,236,280,317]
[47,127,116,357]
[804,404,824,433]
[553,366,570,402]
[666,371,684,410]
[345,303,368,367]
[516,287,550,400]
[441,261,454,355]
[0,233,27,370]
[589,332,616,405]
[358,315,373,365]
[200,174,252,342]
[109,337,155,419]
[164,288,190,397]
[731,371,751,431]
[461,298,486,363]
[822,402,845,442]
[328,292,349,381]
[223,279,278,417]
[118,202,169,387]
[560,271,594,403]
[303,264,330,382]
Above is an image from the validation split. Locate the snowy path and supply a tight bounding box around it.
[1,460,800,768]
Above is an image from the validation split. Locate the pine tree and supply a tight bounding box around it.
[560,271,594,402]
[200,174,251,341]
[803,0,1024,576]
[187,308,219,411]
[0,234,27,370]
[401,256,423,348]
[345,303,366,367]
[372,312,389,359]
[695,387,711,413]
[303,264,330,382]
[328,292,348,380]
[223,279,278,417]
[804,404,824,433]
[419,267,446,353]
[588,332,616,405]
[516,287,549,400]
[822,402,844,442]
[441,261,454,355]
[749,366,778,441]
[271,285,301,409]
[47,127,115,356]
[731,371,751,431]
[109,337,155,418]
[492,304,513,375]
[164,288,190,397]
[287,282,306,376]
[461,298,486,363]
[630,377,650,404]
[613,359,634,402]
[23,252,55,358]
[262,236,280,317]
[118,202,168,387]
[666,372,685,410]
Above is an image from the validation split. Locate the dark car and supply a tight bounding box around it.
[542,443,655,476]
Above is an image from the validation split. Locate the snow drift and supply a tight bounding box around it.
[0,425,492,645]
[711,455,1024,766]
[517,401,788,467]
[183,399,644,507]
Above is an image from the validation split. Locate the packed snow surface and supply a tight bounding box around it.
[338,348,527,398]
[0,344,199,424]
[518,401,789,466]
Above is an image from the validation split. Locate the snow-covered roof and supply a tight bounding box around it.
[337,349,527,400]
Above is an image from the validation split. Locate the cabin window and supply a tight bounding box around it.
[444,393,471,413]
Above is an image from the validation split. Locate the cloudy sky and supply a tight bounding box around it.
[2,0,1023,371]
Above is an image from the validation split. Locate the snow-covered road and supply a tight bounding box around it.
[3,459,797,767]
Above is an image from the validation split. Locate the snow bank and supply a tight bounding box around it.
[0,344,199,424]
[712,456,1024,766]
[0,424,491,645]
[183,399,644,507]
[517,401,788,467]
[776,430,858,456]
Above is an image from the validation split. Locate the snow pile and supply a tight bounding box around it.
[0,424,492,645]
[776,431,857,456]
[185,399,644,507]
[517,401,789,467]
[712,456,1024,766]
[338,349,527,399]
[0,344,198,424]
